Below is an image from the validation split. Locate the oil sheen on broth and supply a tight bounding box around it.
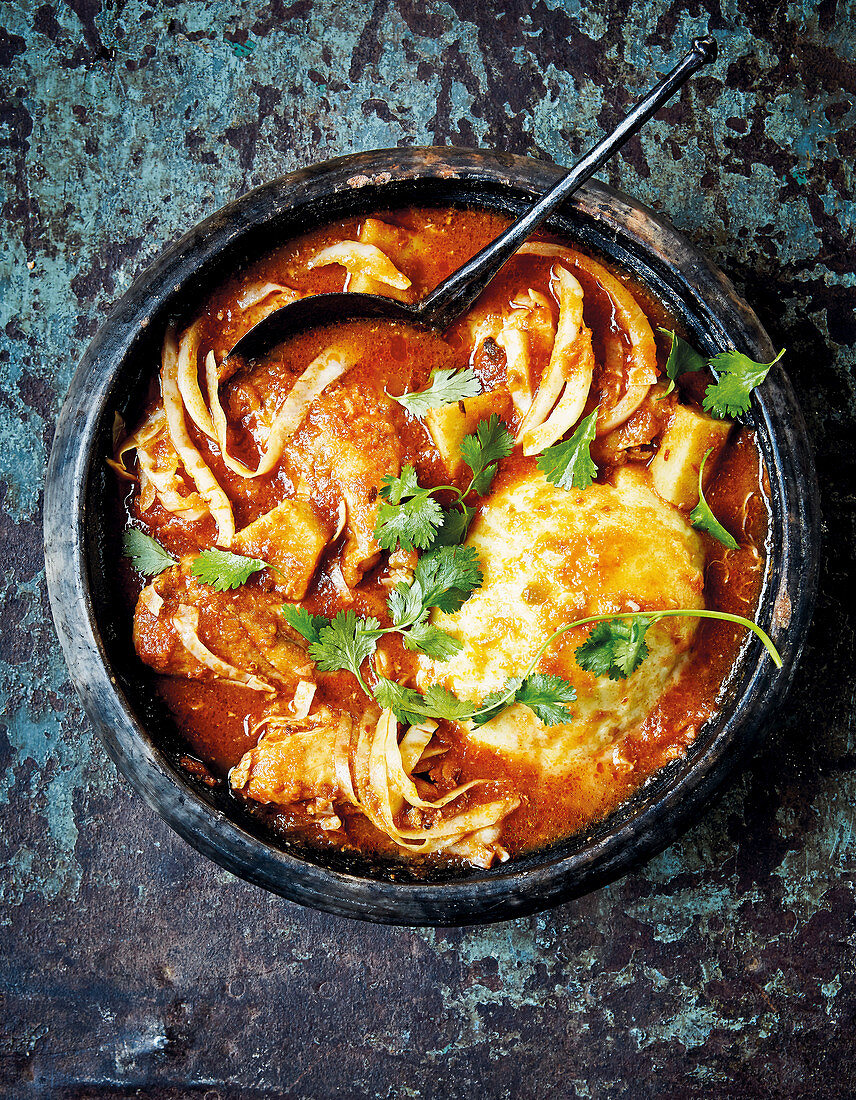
[113,206,769,869]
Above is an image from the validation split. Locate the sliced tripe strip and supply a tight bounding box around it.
[110,405,167,474]
[161,328,236,545]
[382,799,520,855]
[496,327,531,416]
[496,289,556,416]
[136,448,208,521]
[517,267,594,455]
[399,720,437,775]
[360,710,485,846]
[308,241,411,290]
[594,330,651,435]
[209,346,356,480]
[237,281,292,311]
[334,710,361,806]
[172,605,273,692]
[204,351,259,478]
[379,710,481,814]
[290,680,316,719]
[113,404,208,520]
[518,241,658,433]
[176,320,216,440]
[138,583,164,617]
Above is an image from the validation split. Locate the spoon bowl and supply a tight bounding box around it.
[229,291,426,362]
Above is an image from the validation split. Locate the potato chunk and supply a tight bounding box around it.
[650,405,732,509]
[233,499,330,599]
[424,390,510,477]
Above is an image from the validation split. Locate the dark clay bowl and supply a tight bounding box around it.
[44,148,820,925]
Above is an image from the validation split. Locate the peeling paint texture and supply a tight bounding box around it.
[1,1,855,1096]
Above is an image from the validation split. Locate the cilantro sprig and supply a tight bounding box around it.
[460,413,516,496]
[654,330,784,417]
[387,544,483,659]
[689,449,739,549]
[471,673,578,727]
[392,366,482,416]
[308,610,382,694]
[574,617,652,680]
[375,472,444,552]
[375,413,514,553]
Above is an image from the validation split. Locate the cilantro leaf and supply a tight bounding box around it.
[429,503,476,549]
[375,490,444,552]
[413,545,483,614]
[401,616,463,661]
[515,673,577,726]
[386,545,480,657]
[690,448,739,549]
[387,578,425,629]
[123,529,177,577]
[460,413,514,496]
[575,617,653,680]
[379,465,420,505]
[308,610,381,678]
[471,673,576,727]
[191,548,268,591]
[281,604,330,644]
[572,621,616,678]
[470,678,523,726]
[703,348,785,420]
[372,677,428,725]
[536,407,599,491]
[609,620,651,678]
[420,684,477,721]
[658,328,705,395]
[373,677,475,724]
[393,367,482,416]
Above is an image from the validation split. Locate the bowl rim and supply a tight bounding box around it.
[43,146,820,925]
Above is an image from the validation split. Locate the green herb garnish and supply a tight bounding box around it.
[281,604,331,645]
[536,407,599,491]
[658,328,706,396]
[703,348,785,420]
[123,529,177,577]
[393,366,482,416]
[308,610,382,694]
[689,448,739,549]
[375,413,514,553]
[459,412,515,495]
[472,673,578,728]
[190,548,269,592]
[574,617,652,680]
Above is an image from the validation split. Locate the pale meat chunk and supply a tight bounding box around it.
[230,713,344,805]
[133,557,311,691]
[291,381,401,587]
[233,498,331,600]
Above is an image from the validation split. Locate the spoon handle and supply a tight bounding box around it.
[416,35,718,330]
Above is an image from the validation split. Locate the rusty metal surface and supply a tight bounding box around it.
[1,1,854,1096]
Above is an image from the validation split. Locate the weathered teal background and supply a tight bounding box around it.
[1,0,854,1096]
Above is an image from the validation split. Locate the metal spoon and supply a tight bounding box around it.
[229,36,718,363]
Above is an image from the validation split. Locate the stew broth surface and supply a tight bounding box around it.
[115,205,769,867]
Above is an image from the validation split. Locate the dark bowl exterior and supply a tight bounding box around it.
[44,147,820,925]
